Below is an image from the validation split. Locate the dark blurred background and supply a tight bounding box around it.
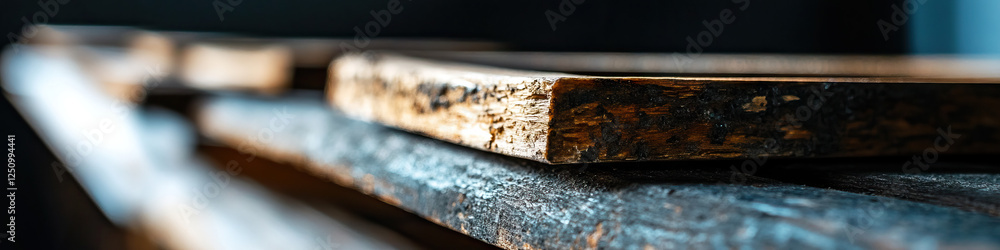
[2,0,918,54]
[6,0,999,54]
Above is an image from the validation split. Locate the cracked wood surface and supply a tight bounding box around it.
[195,94,1000,249]
[327,53,1000,164]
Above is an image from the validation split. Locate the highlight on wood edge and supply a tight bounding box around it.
[327,52,1000,164]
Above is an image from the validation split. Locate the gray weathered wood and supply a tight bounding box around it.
[757,162,1000,217]
[196,93,1000,249]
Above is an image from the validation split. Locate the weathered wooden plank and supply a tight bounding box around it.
[327,53,1000,164]
[196,94,1000,249]
[199,145,499,249]
[755,161,1000,217]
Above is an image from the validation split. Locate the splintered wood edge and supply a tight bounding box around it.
[328,53,573,163]
[328,53,1000,164]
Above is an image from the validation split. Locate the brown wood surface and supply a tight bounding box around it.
[328,53,1000,164]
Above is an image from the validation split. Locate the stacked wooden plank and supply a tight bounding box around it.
[194,51,1000,248]
[327,53,1000,164]
[196,94,1000,249]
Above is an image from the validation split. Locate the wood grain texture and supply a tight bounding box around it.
[196,94,1000,250]
[328,53,1000,164]
[755,161,1000,217]
[329,53,570,161]
[199,146,485,249]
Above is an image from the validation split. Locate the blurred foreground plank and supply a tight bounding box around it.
[2,47,416,250]
[328,53,1000,164]
[196,94,1000,249]
[23,25,504,95]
